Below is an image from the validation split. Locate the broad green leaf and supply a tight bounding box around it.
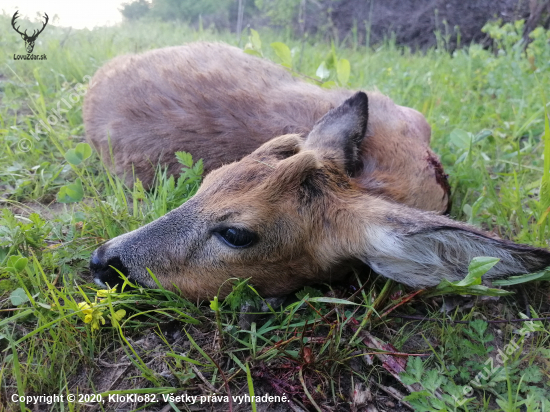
[250,28,261,51]
[316,61,330,80]
[456,256,500,286]
[64,149,82,165]
[424,257,513,297]
[13,256,28,272]
[75,142,92,161]
[57,178,84,203]
[336,58,350,85]
[244,29,263,57]
[7,256,28,273]
[449,129,472,150]
[65,143,92,166]
[270,42,292,68]
[10,288,29,306]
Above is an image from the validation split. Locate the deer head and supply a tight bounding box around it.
[90,92,550,299]
[11,11,49,54]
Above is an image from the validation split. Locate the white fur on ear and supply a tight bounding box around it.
[361,224,550,288]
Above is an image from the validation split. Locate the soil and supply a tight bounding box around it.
[290,0,550,50]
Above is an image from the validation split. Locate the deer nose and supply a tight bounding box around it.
[90,247,129,288]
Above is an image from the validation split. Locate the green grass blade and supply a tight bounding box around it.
[246,362,257,412]
[10,339,26,412]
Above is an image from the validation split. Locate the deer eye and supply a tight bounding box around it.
[215,228,257,248]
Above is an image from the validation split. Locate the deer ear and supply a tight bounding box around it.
[251,134,302,160]
[259,151,320,199]
[304,92,368,176]
[350,200,550,288]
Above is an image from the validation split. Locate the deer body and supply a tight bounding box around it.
[85,43,550,299]
[84,42,449,213]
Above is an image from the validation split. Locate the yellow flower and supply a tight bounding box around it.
[78,301,93,315]
[78,301,105,331]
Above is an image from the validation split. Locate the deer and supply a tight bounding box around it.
[11,11,49,54]
[84,43,550,300]
[83,42,449,214]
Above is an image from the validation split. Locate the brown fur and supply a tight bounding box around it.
[83,42,449,213]
[89,92,550,299]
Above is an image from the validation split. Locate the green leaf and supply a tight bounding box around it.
[306,297,360,306]
[75,142,92,161]
[175,151,193,168]
[424,257,514,297]
[57,178,84,203]
[493,270,550,286]
[467,319,489,342]
[423,369,446,393]
[64,149,82,165]
[7,256,28,272]
[10,288,29,306]
[166,353,208,367]
[270,42,292,68]
[193,159,204,176]
[244,49,262,57]
[404,390,433,411]
[321,80,337,89]
[400,372,418,386]
[522,366,543,384]
[246,363,257,412]
[336,58,350,85]
[449,129,472,150]
[404,355,424,382]
[13,256,28,272]
[425,281,512,298]
[250,28,261,51]
[65,143,92,166]
[473,129,492,143]
[456,256,500,286]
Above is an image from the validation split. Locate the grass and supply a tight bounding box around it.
[1,13,550,412]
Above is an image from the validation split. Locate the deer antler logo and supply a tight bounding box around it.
[11,11,49,54]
